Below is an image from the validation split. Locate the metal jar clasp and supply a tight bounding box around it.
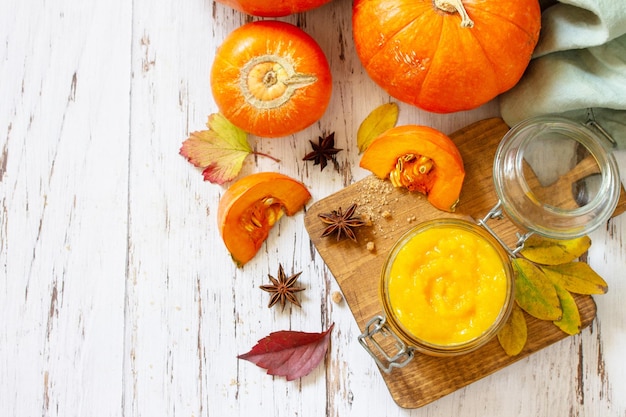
[477,201,533,257]
[358,315,414,373]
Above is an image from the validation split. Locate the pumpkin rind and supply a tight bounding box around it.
[216,0,333,17]
[218,172,312,266]
[352,0,541,113]
[360,125,465,211]
[211,21,332,138]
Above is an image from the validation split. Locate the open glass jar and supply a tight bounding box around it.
[359,116,621,373]
[493,116,621,239]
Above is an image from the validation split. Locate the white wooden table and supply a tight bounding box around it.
[2,0,625,415]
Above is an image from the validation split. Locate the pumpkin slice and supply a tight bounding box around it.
[218,172,311,266]
[360,125,465,212]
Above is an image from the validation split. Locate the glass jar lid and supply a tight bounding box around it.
[493,116,621,239]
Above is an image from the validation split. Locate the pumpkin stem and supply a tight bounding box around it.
[240,54,317,110]
[434,0,474,28]
[252,150,280,163]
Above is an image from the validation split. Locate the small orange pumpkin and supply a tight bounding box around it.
[216,0,333,17]
[360,125,465,212]
[352,0,541,113]
[218,172,311,266]
[211,21,332,138]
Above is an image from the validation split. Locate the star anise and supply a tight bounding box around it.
[303,132,342,171]
[318,203,367,242]
[260,264,305,311]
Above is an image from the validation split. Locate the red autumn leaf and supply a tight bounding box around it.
[237,323,334,381]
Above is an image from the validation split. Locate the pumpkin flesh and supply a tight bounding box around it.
[353,0,541,113]
[360,125,465,212]
[218,172,311,266]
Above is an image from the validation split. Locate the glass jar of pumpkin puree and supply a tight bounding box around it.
[359,219,513,372]
[384,219,513,350]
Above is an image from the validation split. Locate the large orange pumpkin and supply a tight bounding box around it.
[352,0,541,113]
[211,21,332,138]
[216,0,333,17]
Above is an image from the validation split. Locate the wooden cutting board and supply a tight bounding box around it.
[303,118,626,409]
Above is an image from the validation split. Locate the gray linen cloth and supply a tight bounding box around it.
[499,0,626,153]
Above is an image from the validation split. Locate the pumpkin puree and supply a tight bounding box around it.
[387,226,507,346]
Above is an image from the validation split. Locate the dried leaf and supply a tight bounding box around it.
[497,303,527,356]
[519,235,591,265]
[237,323,334,381]
[180,113,252,184]
[510,235,608,343]
[512,258,562,321]
[542,262,608,295]
[357,103,399,153]
[552,281,581,335]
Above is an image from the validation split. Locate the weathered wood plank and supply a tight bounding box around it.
[0,0,131,415]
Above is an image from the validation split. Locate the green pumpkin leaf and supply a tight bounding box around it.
[512,258,562,321]
[497,303,527,356]
[357,103,399,154]
[552,282,581,335]
[519,234,591,265]
[542,262,608,295]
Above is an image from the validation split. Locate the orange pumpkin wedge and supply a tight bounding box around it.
[218,172,311,266]
[360,125,465,212]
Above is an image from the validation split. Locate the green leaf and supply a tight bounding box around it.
[180,113,252,185]
[552,281,581,335]
[512,258,562,321]
[519,235,591,265]
[542,262,608,295]
[497,303,527,356]
[357,103,399,153]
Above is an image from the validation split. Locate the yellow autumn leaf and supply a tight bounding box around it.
[552,281,581,335]
[542,262,608,295]
[357,102,399,154]
[519,234,591,265]
[512,258,562,321]
[497,303,527,356]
